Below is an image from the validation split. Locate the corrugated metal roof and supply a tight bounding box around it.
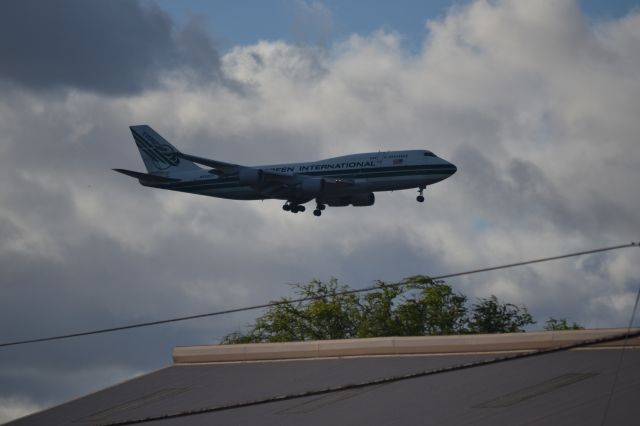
[8,330,640,426]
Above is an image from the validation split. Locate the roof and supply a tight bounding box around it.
[172,328,640,363]
[8,328,640,426]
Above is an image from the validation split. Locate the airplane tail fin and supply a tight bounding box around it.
[129,125,202,175]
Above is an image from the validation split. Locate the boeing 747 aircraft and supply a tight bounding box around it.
[114,125,457,216]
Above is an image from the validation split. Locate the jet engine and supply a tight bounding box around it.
[298,178,325,197]
[238,168,264,185]
[324,193,375,207]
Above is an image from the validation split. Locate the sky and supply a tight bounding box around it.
[1,0,640,422]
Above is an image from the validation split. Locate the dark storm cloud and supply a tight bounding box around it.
[0,202,261,406]
[0,0,222,95]
[450,146,639,238]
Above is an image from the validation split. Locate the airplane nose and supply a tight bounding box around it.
[441,159,456,175]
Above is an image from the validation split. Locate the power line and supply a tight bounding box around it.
[1,242,637,349]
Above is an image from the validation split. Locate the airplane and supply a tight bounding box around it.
[114,125,457,216]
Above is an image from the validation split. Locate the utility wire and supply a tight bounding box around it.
[1,242,637,349]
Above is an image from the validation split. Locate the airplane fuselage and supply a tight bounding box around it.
[143,150,456,202]
[115,125,457,216]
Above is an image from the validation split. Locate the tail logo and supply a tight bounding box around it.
[133,131,180,170]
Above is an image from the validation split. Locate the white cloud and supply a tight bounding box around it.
[0,397,41,424]
[1,0,640,417]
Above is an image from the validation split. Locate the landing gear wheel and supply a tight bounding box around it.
[318,204,326,211]
[285,202,306,214]
[313,209,322,217]
[417,195,425,203]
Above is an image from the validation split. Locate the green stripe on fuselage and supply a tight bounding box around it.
[303,163,453,177]
[155,164,454,192]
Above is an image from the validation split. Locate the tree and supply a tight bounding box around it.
[221,276,538,344]
[395,276,468,336]
[467,295,535,333]
[222,278,360,344]
[544,317,584,331]
[356,276,468,337]
[356,281,404,337]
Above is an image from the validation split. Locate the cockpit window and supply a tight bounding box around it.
[424,151,436,157]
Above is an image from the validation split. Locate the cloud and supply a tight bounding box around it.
[1,0,640,421]
[0,0,222,95]
[0,397,42,425]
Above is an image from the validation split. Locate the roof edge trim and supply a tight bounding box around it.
[173,328,640,364]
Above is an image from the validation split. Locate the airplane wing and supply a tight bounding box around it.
[177,153,238,175]
[178,152,301,183]
[257,176,353,196]
[180,151,355,195]
[324,177,355,187]
[113,169,181,183]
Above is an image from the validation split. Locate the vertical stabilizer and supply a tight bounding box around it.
[129,125,202,175]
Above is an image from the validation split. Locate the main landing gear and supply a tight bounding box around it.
[313,203,326,217]
[283,201,325,216]
[283,203,306,213]
[416,186,425,203]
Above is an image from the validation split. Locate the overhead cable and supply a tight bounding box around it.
[1,242,637,348]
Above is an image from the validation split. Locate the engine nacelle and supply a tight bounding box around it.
[325,193,375,207]
[348,192,375,206]
[297,178,325,197]
[238,168,264,186]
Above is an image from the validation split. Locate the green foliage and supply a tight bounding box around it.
[221,278,360,344]
[355,277,469,337]
[356,281,404,337]
[221,276,538,344]
[467,295,535,333]
[396,276,468,336]
[544,317,584,331]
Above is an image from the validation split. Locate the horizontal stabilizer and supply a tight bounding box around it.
[113,169,181,183]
